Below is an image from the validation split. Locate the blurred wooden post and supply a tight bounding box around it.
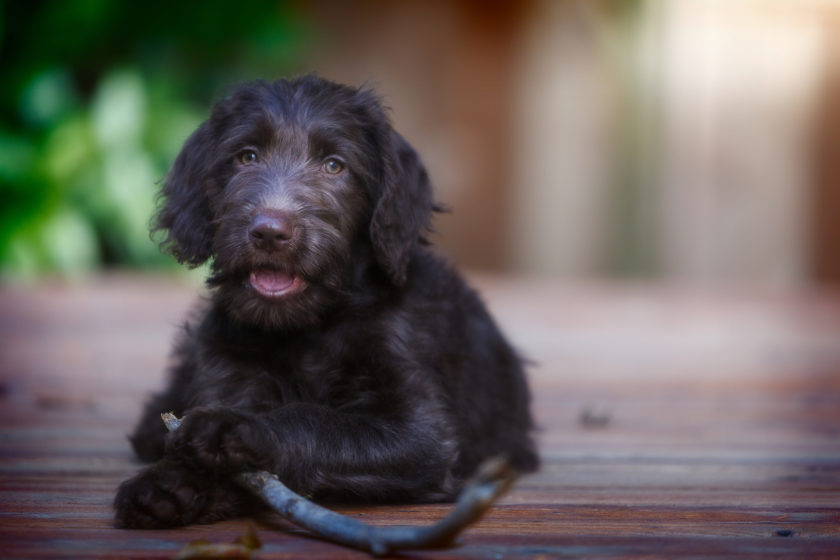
[303,0,528,272]
[810,10,840,286]
[439,0,527,271]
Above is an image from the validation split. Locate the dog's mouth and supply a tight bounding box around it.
[248,269,307,299]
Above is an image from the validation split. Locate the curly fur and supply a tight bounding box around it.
[114,75,538,529]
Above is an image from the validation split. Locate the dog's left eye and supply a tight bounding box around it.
[323,157,345,175]
[237,150,258,165]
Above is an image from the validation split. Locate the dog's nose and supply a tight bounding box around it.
[249,212,296,251]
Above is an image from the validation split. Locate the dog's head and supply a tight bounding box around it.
[153,76,437,329]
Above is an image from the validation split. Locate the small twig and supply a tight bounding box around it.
[161,413,518,556]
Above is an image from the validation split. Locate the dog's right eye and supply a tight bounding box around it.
[237,150,258,165]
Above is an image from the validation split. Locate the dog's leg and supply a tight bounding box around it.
[113,458,262,528]
[129,340,197,462]
[165,403,457,502]
[129,392,182,463]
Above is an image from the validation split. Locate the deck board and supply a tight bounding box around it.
[1,274,839,558]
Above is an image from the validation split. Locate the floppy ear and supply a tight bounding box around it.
[370,131,435,286]
[152,121,216,267]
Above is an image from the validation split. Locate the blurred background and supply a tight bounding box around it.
[4,4,840,553]
[2,0,840,289]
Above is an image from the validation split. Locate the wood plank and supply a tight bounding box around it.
[1,274,839,558]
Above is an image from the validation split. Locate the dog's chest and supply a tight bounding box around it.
[202,324,382,409]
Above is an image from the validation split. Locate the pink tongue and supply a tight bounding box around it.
[251,270,295,293]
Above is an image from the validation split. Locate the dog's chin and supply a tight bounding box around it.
[213,269,334,332]
[248,269,307,300]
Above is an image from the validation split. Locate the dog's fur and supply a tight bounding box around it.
[114,75,538,529]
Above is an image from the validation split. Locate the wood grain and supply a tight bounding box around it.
[1,274,839,558]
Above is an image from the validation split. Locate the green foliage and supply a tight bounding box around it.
[0,0,310,278]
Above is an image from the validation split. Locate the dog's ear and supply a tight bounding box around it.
[370,131,435,286]
[152,121,216,267]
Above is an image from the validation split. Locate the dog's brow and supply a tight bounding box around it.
[219,120,276,154]
[307,127,344,156]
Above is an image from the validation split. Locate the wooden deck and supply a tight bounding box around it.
[1,274,839,558]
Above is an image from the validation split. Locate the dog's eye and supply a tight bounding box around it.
[237,150,258,165]
[323,157,345,175]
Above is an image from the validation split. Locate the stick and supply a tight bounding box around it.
[161,413,518,556]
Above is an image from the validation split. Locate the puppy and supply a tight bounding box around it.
[114,75,538,528]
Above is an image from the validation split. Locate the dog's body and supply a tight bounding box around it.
[115,76,538,529]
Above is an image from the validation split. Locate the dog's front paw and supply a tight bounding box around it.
[165,408,267,472]
[114,460,207,529]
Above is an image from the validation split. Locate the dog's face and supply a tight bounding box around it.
[153,77,436,330]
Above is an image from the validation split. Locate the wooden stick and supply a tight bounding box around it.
[161,412,518,555]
